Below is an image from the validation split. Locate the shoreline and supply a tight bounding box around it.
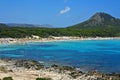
[1,37,120,79]
[0,58,120,80]
[0,36,120,45]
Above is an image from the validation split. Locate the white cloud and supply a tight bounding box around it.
[60,6,71,14]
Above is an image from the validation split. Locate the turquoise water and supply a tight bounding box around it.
[0,40,120,73]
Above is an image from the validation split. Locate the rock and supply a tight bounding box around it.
[14,59,44,70]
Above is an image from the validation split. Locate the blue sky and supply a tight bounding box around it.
[0,0,120,27]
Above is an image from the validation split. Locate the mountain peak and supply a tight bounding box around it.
[70,12,120,28]
[91,12,114,18]
[90,12,116,23]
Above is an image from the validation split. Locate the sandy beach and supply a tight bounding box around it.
[0,36,120,45]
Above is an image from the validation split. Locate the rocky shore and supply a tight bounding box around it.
[0,58,120,80]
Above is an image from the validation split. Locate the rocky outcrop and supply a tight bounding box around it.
[0,58,120,80]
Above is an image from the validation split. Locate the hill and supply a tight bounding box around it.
[0,12,120,38]
[6,23,55,28]
[69,12,120,29]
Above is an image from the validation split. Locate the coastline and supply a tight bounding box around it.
[0,36,120,45]
[0,58,120,80]
[0,37,120,80]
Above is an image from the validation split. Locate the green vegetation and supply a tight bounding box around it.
[69,12,120,29]
[0,25,120,38]
[3,77,13,80]
[0,13,120,38]
[36,78,52,80]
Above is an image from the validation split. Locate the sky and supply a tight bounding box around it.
[0,0,120,27]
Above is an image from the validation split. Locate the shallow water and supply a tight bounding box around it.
[0,40,120,73]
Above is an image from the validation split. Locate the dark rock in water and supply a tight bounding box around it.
[51,64,76,72]
[69,71,84,78]
[51,64,84,78]
[107,73,120,80]
[85,71,120,80]
[87,71,103,76]
[14,59,44,70]
[0,58,13,62]
[60,66,76,71]
[51,64,59,67]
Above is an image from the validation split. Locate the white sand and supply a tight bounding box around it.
[0,36,120,45]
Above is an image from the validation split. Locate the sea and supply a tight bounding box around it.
[0,39,120,73]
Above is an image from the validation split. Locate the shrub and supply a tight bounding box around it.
[36,78,51,80]
[3,77,13,80]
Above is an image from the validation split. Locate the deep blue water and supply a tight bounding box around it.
[0,40,120,73]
